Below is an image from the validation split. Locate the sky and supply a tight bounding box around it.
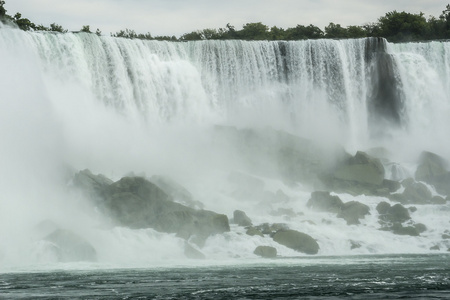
[4,0,447,37]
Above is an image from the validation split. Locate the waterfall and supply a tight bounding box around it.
[1,25,449,268]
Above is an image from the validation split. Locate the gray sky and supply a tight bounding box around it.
[5,0,447,37]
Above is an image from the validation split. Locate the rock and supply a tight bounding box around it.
[431,196,446,205]
[442,231,450,239]
[270,208,297,218]
[376,201,391,215]
[337,201,370,225]
[350,240,362,250]
[430,245,440,251]
[391,223,420,236]
[307,191,344,213]
[246,227,264,237]
[408,206,417,213]
[233,210,252,227]
[272,229,319,254]
[415,151,450,196]
[256,223,289,236]
[184,242,205,259]
[382,179,401,193]
[402,181,432,204]
[44,229,97,262]
[151,175,204,209]
[380,203,411,223]
[414,223,427,234]
[100,176,230,238]
[254,246,277,258]
[333,151,385,186]
[415,151,448,182]
[73,169,113,199]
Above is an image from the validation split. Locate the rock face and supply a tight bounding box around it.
[233,210,252,227]
[272,229,319,255]
[254,246,277,258]
[74,171,230,240]
[44,229,97,262]
[390,179,433,204]
[307,191,344,213]
[319,151,389,196]
[333,151,385,186]
[307,191,369,225]
[337,201,370,225]
[415,151,450,196]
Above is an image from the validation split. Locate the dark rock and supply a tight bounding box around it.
[414,223,427,234]
[44,229,97,262]
[307,191,343,213]
[272,229,319,254]
[350,240,362,250]
[382,179,401,193]
[246,227,264,237]
[415,151,450,196]
[408,206,417,213]
[333,151,385,186]
[233,210,252,227]
[253,246,277,258]
[415,151,448,182]
[256,223,289,236]
[430,245,440,251]
[402,181,432,204]
[100,176,230,238]
[337,201,370,225]
[380,203,411,223]
[184,242,205,259]
[391,223,420,236]
[376,201,391,215]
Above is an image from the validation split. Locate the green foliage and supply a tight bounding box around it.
[80,25,91,33]
[0,0,6,18]
[1,0,450,42]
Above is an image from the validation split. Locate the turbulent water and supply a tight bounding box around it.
[0,23,450,281]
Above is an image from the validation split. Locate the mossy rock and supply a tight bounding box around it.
[254,246,277,258]
[272,229,319,254]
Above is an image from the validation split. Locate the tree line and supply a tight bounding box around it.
[1,1,450,42]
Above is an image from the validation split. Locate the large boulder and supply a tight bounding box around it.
[337,201,370,225]
[307,191,343,213]
[415,151,450,196]
[254,246,277,258]
[378,203,411,223]
[272,229,319,255]
[233,210,252,227]
[333,151,385,186]
[44,229,97,262]
[99,176,230,238]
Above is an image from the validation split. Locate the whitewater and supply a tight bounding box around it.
[0,24,449,273]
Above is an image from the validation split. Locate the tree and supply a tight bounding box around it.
[80,25,91,33]
[378,11,428,41]
[50,23,67,33]
[239,22,270,40]
[13,12,35,31]
[0,0,6,18]
[95,28,102,36]
[180,31,202,41]
[325,23,348,38]
[285,24,323,40]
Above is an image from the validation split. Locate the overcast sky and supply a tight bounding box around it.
[5,0,446,37]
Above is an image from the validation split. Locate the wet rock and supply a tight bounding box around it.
[254,246,277,258]
[270,207,297,218]
[246,227,264,237]
[333,151,385,186]
[376,201,391,215]
[233,210,252,227]
[430,245,440,251]
[307,191,343,213]
[100,176,230,238]
[350,240,362,250]
[44,229,97,262]
[391,223,420,236]
[272,229,319,255]
[73,169,113,199]
[337,201,370,225]
[402,181,432,204]
[379,203,411,223]
[415,151,450,196]
[255,223,289,236]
